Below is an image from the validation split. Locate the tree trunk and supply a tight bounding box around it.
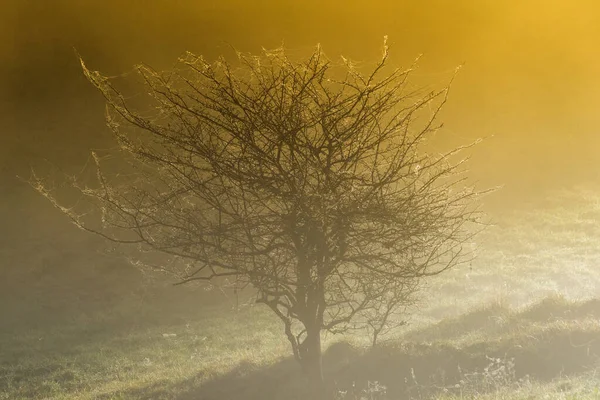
[299,326,324,392]
[372,328,380,348]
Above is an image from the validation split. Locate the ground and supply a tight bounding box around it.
[3,185,600,399]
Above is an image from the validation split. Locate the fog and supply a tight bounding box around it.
[2,2,600,397]
[3,1,600,205]
[3,0,600,311]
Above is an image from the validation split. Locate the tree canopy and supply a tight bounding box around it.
[32,40,485,383]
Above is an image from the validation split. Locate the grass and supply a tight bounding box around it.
[0,305,288,399]
[5,297,600,399]
[3,184,600,399]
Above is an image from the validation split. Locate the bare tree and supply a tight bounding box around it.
[31,39,484,384]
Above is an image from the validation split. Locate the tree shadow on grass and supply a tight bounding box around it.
[104,298,600,400]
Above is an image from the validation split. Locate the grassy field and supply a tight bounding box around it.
[3,185,600,399]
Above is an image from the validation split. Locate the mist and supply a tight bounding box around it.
[2,1,600,399]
